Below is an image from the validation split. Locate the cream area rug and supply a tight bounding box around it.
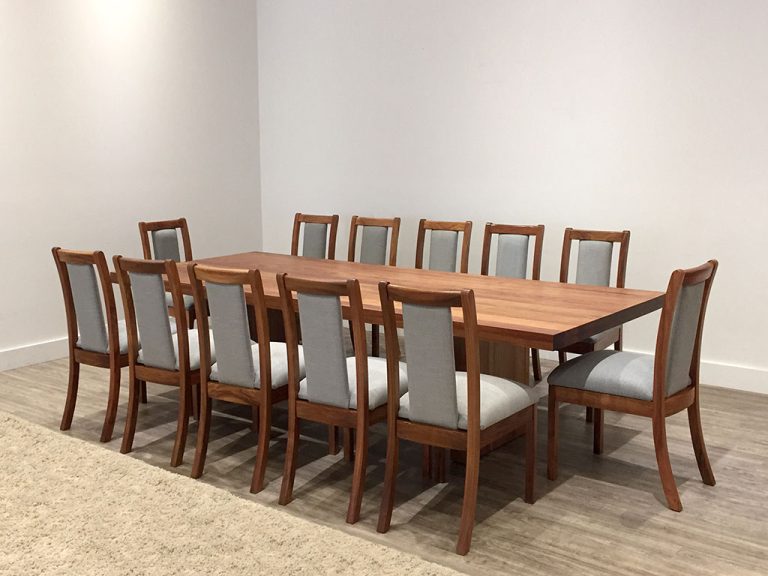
[0,413,463,576]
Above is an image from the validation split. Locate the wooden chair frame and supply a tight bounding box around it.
[415,219,473,274]
[290,213,339,260]
[114,255,198,467]
[548,260,719,512]
[52,247,127,443]
[480,223,545,381]
[377,283,536,555]
[347,215,401,357]
[139,217,193,262]
[189,264,283,493]
[277,273,386,524]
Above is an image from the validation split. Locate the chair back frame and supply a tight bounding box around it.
[347,215,401,266]
[415,219,473,273]
[139,218,193,262]
[291,213,340,260]
[480,223,545,279]
[559,228,630,287]
[652,260,718,409]
[52,248,120,363]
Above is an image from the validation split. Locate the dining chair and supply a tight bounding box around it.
[558,227,630,421]
[277,273,407,524]
[114,255,211,467]
[480,223,545,381]
[53,248,130,442]
[415,219,473,273]
[347,215,401,357]
[547,260,718,512]
[377,282,536,555]
[139,218,196,326]
[189,264,305,492]
[291,213,339,260]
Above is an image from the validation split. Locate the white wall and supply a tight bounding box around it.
[0,1,262,369]
[258,1,768,392]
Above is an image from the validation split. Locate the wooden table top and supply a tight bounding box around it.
[176,251,664,351]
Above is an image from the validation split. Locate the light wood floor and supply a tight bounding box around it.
[1,357,766,575]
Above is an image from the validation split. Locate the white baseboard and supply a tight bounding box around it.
[0,338,69,372]
[1,338,766,395]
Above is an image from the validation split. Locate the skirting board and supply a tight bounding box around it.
[1,338,765,395]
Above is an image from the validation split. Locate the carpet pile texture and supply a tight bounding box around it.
[0,412,463,575]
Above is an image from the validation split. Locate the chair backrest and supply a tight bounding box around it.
[653,260,718,400]
[190,265,271,389]
[347,215,401,266]
[52,247,119,356]
[139,218,193,262]
[291,213,339,260]
[379,282,480,432]
[277,274,369,410]
[415,219,473,273]
[481,223,545,280]
[114,256,190,372]
[559,228,630,288]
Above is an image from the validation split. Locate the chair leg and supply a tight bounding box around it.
[346,424,368,524]
[328,424,340,455]
[371,324,380,357]
[688,397,716,486]
[100,360,121,443]
[547,388,559,481]
[191,383,200,421]
[140,380,148,404]
[343,428,354,463]
[191,384,212,479]
[652,415,682,512]
[421,445,432,479]
[251,402,271,493]
[456,441,480,555]
[120,371,141,454]
[170,377,191,467]
[433,448,447,483]
[586,407,594,423]
[558,351,567,364]
[60,357,80,431]
[377,432,399,533]
[279,414,300,506]
[525,405,537,503]
[531,349,542,382]
[593,408,604,454]
[250,405,259,433]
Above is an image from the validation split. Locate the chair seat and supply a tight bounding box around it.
[78,318,178,355]
[398,372,535,430]
[211,343,306,389]
[299,357,408,410]
[547,349,684,401]
[561,326,621,355]
[165,292,195,311]
[138,328,215,371]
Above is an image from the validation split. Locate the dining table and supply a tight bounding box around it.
[172,251,665,389]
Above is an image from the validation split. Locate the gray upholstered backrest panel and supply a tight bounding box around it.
[67,263,108,354]
[151,229,181,262]
[664,282,705,396]
[359,225,389,265]
[129,272,176,369]
[575,240,613,286]
[207,282,256,387]
[401,303,459,429]
[297,293,350,408]
[302,223,328,259]
[428,230,459,272]
[495,234,530,279]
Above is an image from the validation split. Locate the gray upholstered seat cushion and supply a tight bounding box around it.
[299,357,408,410]
[547,350,686,401]
[138,328,215,371]
[398,372,535,430]
[210,342,306,389]
[78,318,177,355]
[165,292,195,310]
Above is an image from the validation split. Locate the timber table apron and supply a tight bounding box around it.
[174,251,664,385]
